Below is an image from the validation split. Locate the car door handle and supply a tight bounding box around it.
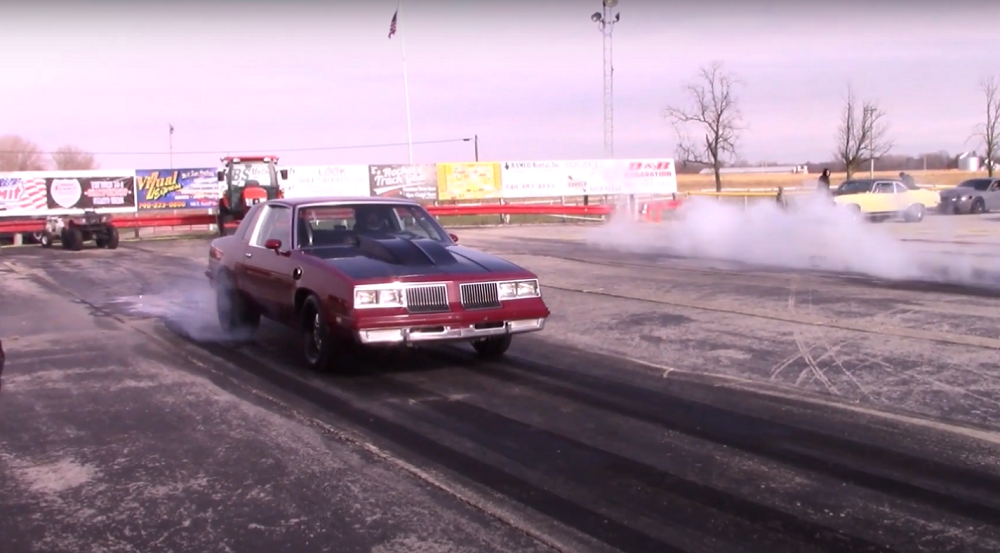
[245,252,252,258]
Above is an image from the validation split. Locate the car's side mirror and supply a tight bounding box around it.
[217,170,225,181]
[264,238,282,252]
[279,169,289,180]
[448,233,459,243]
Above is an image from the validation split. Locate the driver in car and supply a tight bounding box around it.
[356,209,393,234]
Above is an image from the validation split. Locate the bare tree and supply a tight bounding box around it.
[971,76,1000,177]
[664,61,744,192]
[0,135,48,172]
[834,85,893,180]
[51,145,99,170]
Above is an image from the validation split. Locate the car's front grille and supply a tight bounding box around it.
[405,284,450,313]
[460,282,502,310]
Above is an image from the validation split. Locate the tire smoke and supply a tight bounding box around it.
[116,276,257,343]
[586,193,1000,288]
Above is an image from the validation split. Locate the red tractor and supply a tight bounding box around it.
[216,155,288,235]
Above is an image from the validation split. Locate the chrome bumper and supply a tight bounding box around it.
[356,317,546,345]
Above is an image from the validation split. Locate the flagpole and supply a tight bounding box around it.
[168,124,174,168]
[398,0,414,164]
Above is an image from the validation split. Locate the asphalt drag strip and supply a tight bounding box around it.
[0,256,559,553]
[159,317,1000,553]
[3,236,1000,552]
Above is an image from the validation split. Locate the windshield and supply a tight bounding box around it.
[295,203,452,248]
[835,180,872,195]
[230,162,276,188]
[957,179,993,191]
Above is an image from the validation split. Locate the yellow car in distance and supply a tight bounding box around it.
[831,178,941,222]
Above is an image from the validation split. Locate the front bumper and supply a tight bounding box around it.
[349,298,550,345]
[356,316,547,345]
[938,197,973,213]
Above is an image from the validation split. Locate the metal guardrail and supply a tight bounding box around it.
[0,203,623,237]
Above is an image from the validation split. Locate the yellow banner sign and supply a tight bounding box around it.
[436,162,502,201]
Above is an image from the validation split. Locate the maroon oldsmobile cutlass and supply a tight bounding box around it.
[205,197,551,371]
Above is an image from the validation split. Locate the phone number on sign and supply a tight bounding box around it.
[140,201,189,210]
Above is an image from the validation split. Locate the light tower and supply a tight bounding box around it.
[591,0,620,159]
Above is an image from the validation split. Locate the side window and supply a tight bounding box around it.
[990,181,1000,192]
[234,204,264,241]
[893,183,907,194]
[874,182,894,194]
[251,205,293,248]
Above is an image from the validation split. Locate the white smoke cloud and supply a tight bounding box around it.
[113,275,259,343]
[587,192,1000,287]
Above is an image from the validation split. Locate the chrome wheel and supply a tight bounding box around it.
[305,311,323,364]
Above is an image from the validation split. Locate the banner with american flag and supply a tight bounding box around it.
[0,176,48,216]
[388,9,397,38]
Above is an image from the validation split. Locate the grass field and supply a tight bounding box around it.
[676,169,990,192]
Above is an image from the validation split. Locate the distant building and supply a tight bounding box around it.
[698,165,809,175]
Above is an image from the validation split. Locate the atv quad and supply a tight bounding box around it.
[40,211,120,251]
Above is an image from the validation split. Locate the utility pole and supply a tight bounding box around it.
[463,135,479,161]
[591,0,620,159]
[863,106,874,178]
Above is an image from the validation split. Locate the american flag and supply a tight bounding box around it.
[0,177,48,212]
[388,9,397,39]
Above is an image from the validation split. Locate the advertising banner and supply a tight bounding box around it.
[499,158,678,198]
[499,160,591,198]
[609,158,679,195]
[39,170,137,214]
[0,174,49,217]
[135,167,220,210]
[283,165,370,198]
[368,164,438,201]
[436,162,502,201]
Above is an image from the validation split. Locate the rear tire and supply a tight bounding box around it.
[903,203,925,223]
[215,270,260,338]
[39,231,53,248]
[472,334,513,359]
[105,226,120,249]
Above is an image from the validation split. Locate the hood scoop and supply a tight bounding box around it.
[356,235,459,267]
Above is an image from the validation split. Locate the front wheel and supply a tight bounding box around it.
[971,198,986,214]
[39,231,54,248]
[472,334,513,359]
[301,295,338,372]
[62,227,83,251]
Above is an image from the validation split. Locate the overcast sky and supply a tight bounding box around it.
[2,0,997,170]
